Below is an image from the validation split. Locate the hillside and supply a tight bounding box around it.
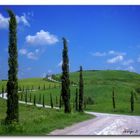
[1,70,140,115]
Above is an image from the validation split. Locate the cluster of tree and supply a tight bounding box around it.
[3,9,85,125]
[61,38,84,113]
[112,88,135,113]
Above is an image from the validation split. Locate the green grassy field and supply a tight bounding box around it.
[1,70,140,115]
[0,98,92,135]
[0,78,59,91]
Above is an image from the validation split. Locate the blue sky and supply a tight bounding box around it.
[0,5,140,79]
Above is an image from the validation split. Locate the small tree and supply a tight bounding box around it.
[79,66,84,112]
[56,96,58,106]
[84,97,87,110]
[34,95,36,106]
[59,93,62,109]
[32,85,34,91]
[23,86,24,92]
[21,93,23,101]
[25,90,27,104]
[2,85,4,98]
[50,93,53,108]
[43,94,45,107]
[75,88,78,111]
[38,85,40,90]
[29,93,32,102]
[112,87,116,111]
[39,94,41,104]
[130,91,134,113]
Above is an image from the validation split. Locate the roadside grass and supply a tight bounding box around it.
[0,98,93,135]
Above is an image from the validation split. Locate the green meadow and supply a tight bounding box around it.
[1,70,140,115]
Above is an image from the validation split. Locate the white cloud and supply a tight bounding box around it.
[122,59,134,66]
[19,48,27,55]
[91,52,106,57]
[107,55,124,64]
[108,50,126,56]
[0,13,30,29]
[16,14,30,27]
[125,66,135,72]
[27,52,38,60]
[58,60,62,67]
[0,13,9,29]
[42,72,47,78]
[26,30,58,46]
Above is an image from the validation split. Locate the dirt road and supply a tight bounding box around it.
[49,111,140,135]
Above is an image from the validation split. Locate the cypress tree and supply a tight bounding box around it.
[25,90,27,104]
[39,94,41,104]
[75,88,78,111]
[61,38,71,113]
[23,86,24,92]
[34,95,36,106]
[130,91,134,113]
[29,93,32,102]
[79,66,84,112]
[5,10,19,123]
[56,96,58,105]
[32,85,34,91]
[59,93,62,109]
[112,87,116,111]
[2,85,4,98]
[38,85,40,90]
[43,94,45,107]
[84,98,87,110]
[21,93,23,101]
[50,93,53,108]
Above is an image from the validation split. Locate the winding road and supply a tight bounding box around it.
[1,92,140,135]
[49,111,140,135]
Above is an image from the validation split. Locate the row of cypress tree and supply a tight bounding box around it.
[61,38,84,113]
[4,9,84,124]
[112,88,135,113]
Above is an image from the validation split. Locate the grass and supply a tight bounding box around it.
[0,98,93,135]
[16,70,140,116]
[0,78,60,91]
[1,70,140,116]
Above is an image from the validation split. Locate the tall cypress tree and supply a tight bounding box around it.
[112,87,116,111]
[50,93,53,108]
[34,95,36,106]
[29,93,32,102]
[25,90,27,104]
[2,85,4,98]
[5,10,19,123]
[61,38,71,113]
[42,94,45,107]
[79,66,84,112]
[130,91,134,113]
[75,88,78,111]
[59,93,62,109]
